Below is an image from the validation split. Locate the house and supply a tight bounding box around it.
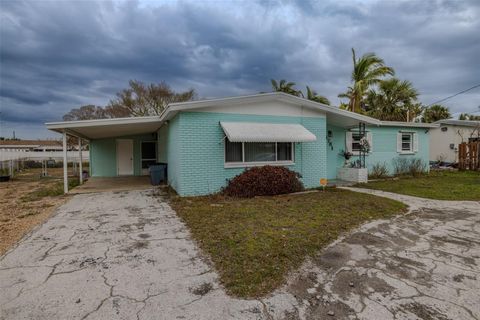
[46,92,436,196]
[430,119,480,163]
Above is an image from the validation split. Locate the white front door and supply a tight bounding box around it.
[117,139,134,175]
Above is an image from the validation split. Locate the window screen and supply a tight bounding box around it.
[225,140,243,162]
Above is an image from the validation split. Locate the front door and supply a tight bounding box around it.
[117,139,134,175]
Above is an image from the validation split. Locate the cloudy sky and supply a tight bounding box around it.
[1,0,479,139]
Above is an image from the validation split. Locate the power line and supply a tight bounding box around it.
[427,83,480,107]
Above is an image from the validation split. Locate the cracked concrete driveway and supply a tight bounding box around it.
[1,188,479,320]
[0,190,264,320]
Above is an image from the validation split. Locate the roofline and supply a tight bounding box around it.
[45,115,162,130]
[162,92,382,125]
[434,119,480,127]
[378,121,439,128]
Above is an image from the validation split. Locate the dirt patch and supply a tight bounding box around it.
[191,282,213,296]
[0,168,80,255]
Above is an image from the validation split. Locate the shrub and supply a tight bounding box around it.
[223,166,304,198]
[392,157,427,176]
[369,162,390,179]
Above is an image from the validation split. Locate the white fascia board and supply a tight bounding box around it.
[45,116,162,130]
[379,121,439,128]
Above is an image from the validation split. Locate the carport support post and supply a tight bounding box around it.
[63,131,68,194]
[78,137,83,184]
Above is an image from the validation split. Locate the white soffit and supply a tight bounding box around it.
[220,122,317,142]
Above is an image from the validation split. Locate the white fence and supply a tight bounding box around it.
[0,150,89,162]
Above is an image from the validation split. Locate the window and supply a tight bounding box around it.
[141,141,157,169]
[351,133,362,152]
[225,139,294,165]
[401,133,413,152]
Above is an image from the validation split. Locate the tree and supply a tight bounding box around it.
[63,105,107,121]
[459,113,480,121]
[422,104,451,123]
[108,80,196,116]
[364,78,420,121]
[270,79,302,96]
[338,48,395,113]
[304,86,330,105]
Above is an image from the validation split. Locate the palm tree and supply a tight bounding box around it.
[365,78,420,121]
[270,79,301,97]
[422,104,451,123]
[339,48,395,113]
[304,86,330,105]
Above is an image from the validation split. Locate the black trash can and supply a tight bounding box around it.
[149,163,167,185]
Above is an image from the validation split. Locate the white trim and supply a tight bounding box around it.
[225,161,295,169]
[379,121,438,128]
[46,116,161,129]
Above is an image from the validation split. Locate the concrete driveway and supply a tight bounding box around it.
[1,188,479,320]
[0,189,262,320]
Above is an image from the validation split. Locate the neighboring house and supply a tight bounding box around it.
[430,119,480,163]
[46,93,435,196]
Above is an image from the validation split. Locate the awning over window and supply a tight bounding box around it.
[220,122,317,143]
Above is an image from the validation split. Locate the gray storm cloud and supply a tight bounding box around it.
[0,0,479,138]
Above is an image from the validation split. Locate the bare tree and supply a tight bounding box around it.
[108,80,196,116]
[62,105,107,121]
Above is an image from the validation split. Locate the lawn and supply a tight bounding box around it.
[0,167,81,255]
[360,170,480,201]
[169,189,406,298]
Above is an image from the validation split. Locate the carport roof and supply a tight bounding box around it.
[46,116,163,139]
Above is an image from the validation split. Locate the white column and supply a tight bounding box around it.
[78,137,83,184]
[63,131,68,194]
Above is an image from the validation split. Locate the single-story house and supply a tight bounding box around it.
[429,119,480,163]
[46,92,436,196]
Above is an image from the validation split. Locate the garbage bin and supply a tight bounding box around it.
[149,163,167,185]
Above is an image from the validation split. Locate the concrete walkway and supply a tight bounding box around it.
[1,188,479,319]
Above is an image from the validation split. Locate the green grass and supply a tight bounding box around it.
[21,178,79,202]
[170,189,406,298]
[359,170,480,201]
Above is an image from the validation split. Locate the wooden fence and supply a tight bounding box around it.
[458,142,480,170]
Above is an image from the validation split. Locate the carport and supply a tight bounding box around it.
[46,116,164,193]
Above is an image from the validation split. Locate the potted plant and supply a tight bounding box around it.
[339,150,353,167]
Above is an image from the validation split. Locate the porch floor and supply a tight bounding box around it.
[70,176,155,194]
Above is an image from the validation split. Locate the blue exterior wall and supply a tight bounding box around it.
[89,133,157,177]
[168,111,326,196]
[326,124,430,178]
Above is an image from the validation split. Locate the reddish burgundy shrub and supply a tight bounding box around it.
[223,165,304,198]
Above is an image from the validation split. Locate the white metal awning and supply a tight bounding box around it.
[220,122,317,142]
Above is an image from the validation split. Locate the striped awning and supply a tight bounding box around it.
[220,122,317,143]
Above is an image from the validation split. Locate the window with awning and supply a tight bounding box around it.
[221,122,316,167]
[220,122,317,143]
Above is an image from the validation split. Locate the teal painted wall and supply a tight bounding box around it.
[90,133,157,177]
[364,126,430,174]
[166,115,182,193]
[326,125,430,178]
[169,111,326,196]
[90,139,117,177]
